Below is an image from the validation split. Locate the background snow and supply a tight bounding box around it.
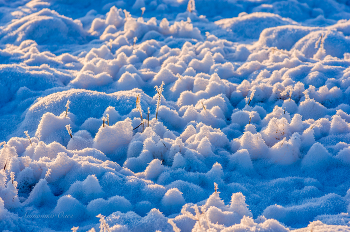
[1,0,350,231]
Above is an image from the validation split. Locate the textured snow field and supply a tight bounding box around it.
[2,0,350,231]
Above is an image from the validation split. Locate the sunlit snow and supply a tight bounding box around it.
[1,0,350,231]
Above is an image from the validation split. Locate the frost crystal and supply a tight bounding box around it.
[187,0,196,13]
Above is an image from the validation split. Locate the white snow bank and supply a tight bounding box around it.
[0,9,88,45]
[216,12,296,40]
[93,118,133,157]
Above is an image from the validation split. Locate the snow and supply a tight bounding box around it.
[1,0,350,231]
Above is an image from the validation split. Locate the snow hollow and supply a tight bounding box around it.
[2,0,350,231]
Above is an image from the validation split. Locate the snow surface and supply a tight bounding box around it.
[1,0,350,231]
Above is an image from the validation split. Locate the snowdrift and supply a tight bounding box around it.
[2,0,350,231]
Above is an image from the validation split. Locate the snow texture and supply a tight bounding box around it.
[1,0,350,231]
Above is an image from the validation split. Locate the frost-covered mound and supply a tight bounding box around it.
[3,0,350,231]
[215,12,297,41]
[0,9,88,46]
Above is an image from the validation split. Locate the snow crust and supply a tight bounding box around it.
[1,0,350,231]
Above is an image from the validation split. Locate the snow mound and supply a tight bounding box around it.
[216,12,296,40]
[0,9,88,46]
